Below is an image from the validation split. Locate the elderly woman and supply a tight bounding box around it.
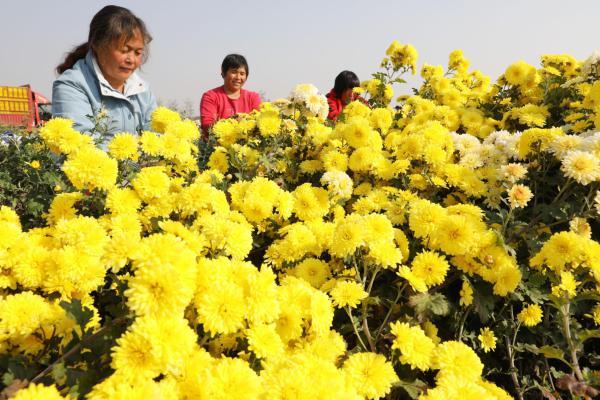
[52,5,156,139]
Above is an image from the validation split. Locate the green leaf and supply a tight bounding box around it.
[573,292,600,303]
[51,362,67,383]
[472,281,496,323]
[578,329,600,344]
[409,292,449,317]
[516,343,568,364]
[60,299,94,331]
[393,378,426,399]
[537,345,565,360]
[2,371,15,387]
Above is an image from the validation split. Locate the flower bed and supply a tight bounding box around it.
[1,41,599,399]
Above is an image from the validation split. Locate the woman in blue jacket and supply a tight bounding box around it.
[52,5,156,140]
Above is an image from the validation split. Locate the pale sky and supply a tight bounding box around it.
[3,0,600,115]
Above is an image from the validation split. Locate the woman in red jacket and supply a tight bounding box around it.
[200,54,261,135]
[326,70,361,120]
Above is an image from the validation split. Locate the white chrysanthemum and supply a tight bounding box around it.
[273,98,294,116]
[290,83,319,103]
[508,184,533,208]
[549,135,583,158]
[484,130,521,159]
[478,142,496,157]
[317,95,329,120]
[569,217,592,239]
[561,150,600,185]
[580,51,600,79]
[305,93,328,118]
[563,52,600,87]
[500,163,528,183]
[459,151,484,169]
[581,132,600,154]
[321,170,353,199]
[452,132,481,155]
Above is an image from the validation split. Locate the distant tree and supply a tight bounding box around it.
[157,98,196,119]
[258,90,269,102]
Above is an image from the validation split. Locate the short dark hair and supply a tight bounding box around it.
[221,54,249,76]
[56,5,152,74]
[333,70,360,96]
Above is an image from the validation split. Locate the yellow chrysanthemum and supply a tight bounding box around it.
[108,132,139,161]
[246,323,284,359]
[390,321,435,370]
[39,118,94,155]
[478,327,497,353]
[330,280,368,308]
[196,281,246,336]
[410,251,450,287]
[46,192,82,224]
[139,130,163,156]
[531,231,585,272]
[126,234,197,317]
[292,184,330,221]
[131,166,171,201]
[62,147,118,191]
[290,258,331,288]
[459,280,474,307]
[433,341,483,384]
[329,219,364,258]
[343,352,398,400]
[151,106,181,133]
[257,109,281,137]
[12,383,70,400]
[429,215,479,256]
[408,199,446,239]
[518,304,543,327]
[504,60,537,86]
[552,270,579,298]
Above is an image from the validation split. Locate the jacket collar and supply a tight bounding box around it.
[85,50,148,99]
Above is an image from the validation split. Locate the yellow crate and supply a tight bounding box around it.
[0,86,29,100]
[0,99,29,114]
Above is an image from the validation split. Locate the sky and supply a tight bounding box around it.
[3,0,600,116]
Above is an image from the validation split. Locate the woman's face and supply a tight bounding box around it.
[222,67,247,93]
[96,29,144,91]
[341,88,355,104]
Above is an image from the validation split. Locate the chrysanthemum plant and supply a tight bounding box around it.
[1,41,600,400]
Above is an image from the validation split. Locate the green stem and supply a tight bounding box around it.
[579,182,598,214]
[505,306,524,400]
[501,207,514,237]
[30,317,127,384]
[506,334,524,400]
[374,284,404,340]
[198,334,210,348]
[353,256,363,285]
[361,267,380,352]
[551,179,573,205]
[457,305,471,341]
[345,307,368,352]
[560,303,584,381]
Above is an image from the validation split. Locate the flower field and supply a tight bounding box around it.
[1,41,600,399]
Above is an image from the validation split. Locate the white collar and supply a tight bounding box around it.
[90,53,148,99]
